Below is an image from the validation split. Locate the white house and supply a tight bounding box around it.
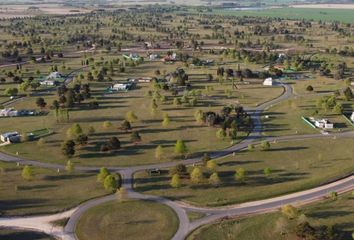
[0,108,18,117]
[0,131,20,143]
[47,72,61,80]
[40,79,56,86]
[350,112,354,123]
[149,54,159,60]
[314,119,334,129]
[263,77,273,86]
[112,83,129,91]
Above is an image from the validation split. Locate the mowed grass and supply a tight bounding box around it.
[0,162,107,216]
[262,94,354,137]
[289,74,347,96]
[188,192,354,240]
[0,71,281,167]
[134,138,354,206]
[0,228,54,240]
[76,200,179,240]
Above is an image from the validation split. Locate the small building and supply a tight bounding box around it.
[350,112,354,123]
[0,108,18,117]
[40,79,58,86]
[123,53,140,61]
[263,77,273,86]
[47,72,62,80]
[0,131,20,143]
[138,77,152,83]
[111,82,136,91]
[149,54,159,60]
[314,119,334,129]
[163,53,177,62]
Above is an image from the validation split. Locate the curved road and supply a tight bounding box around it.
[0,81,354,240]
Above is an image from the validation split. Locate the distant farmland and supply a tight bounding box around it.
[204,7,354,23]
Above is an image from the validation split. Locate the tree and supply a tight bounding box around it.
[155,145,163,161]
[343,87,353,101]
[103,175,118,192]
[333,103,343,114]
[121,120,132,132]
[97,167,110,183]
[306,85,314,92]
[125,111,138,122]
[61,140,75,158]
[22,165,34,181]
[4,87,18,96]
[68,123,83,139]
[103,121,112,129]
[190,167,203,184]
[209,172,221,186]
[170,174,181,188]
[162,113,170,127]
[202,153,210,166]
[130,131,141,143]
[65,160,74,173]
[329,191,338,200]
[194,109,204,124]
[216,128,227,139]
[264,167,272,177]
[87,126,95,135]
[229,128,237,140]
[206,160,217,171]
[281,204,299,219]
[235,168,246,183]
[35,97,46,109]
[261,140,270,151]
[170,164,187,176]
[108,137,121,150]
[174,139,188,158]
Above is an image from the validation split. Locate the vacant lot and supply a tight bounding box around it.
[76,200,178,240]
[135,138,354,206]
[0,162,107,216]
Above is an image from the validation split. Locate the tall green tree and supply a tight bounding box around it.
[190,167,203,184]
[174,139,188,158]
[22,165,34,181]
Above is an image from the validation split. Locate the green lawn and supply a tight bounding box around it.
[134,138,354,206]
[262,94,354,137]
[0,70,283,167]
[0,162,107,216]
[0,228,54,240]
[76,200,179,240]
[188,192,354,240]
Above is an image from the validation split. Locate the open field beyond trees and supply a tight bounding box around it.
[188,192,354,240]
[135,138,354,206]
[0,162,107,216]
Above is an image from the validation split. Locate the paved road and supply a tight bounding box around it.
[0,81,354,240]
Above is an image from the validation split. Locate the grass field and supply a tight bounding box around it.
[0,162,107,216]
[134,138,354,206]
[76,200,179,240]
[0,63,283,167]
[207,7,354,23]
[262,93,354,137]
[0,228,53,240]
[188,192,354,240]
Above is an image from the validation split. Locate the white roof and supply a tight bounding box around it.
[1,131,19,137]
